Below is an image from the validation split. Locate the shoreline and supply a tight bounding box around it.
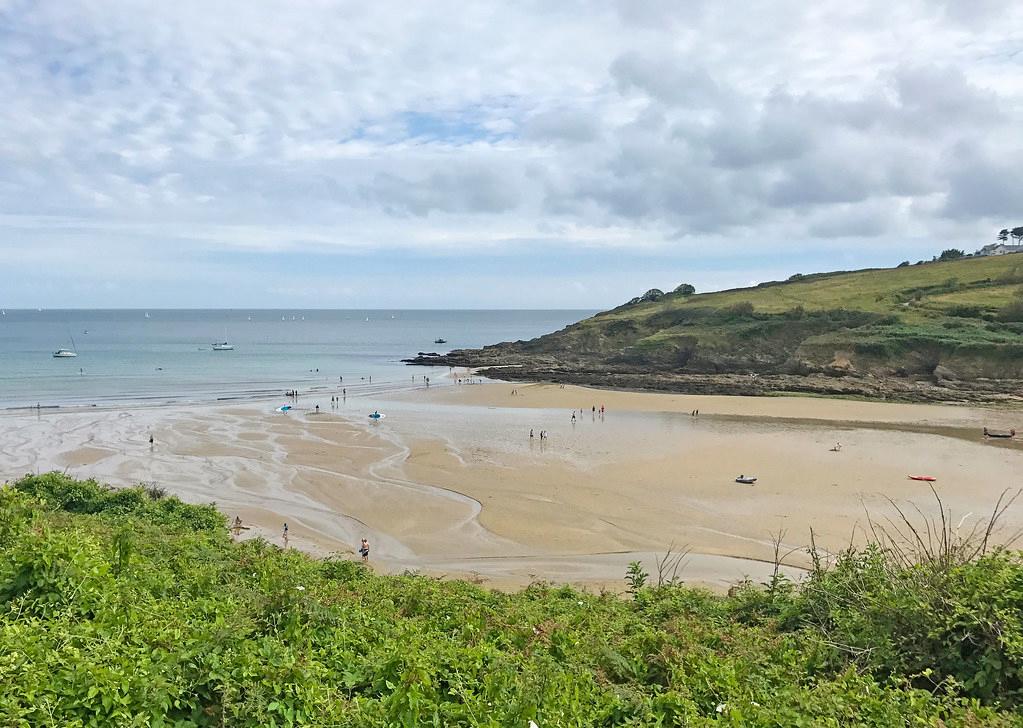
[3,379,1021,591]
[404,356,1023,406]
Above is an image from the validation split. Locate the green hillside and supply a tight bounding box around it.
[3,473,1023,725]
[413,254,1023,397]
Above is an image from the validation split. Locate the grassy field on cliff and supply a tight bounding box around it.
[3,472,1023,726]
[519,254,1023,378]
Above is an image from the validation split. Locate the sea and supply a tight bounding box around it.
[0,309,593,410]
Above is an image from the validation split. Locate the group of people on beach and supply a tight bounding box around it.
[570,405,605,423]
[530,429,549,441]
[230,517,370,562]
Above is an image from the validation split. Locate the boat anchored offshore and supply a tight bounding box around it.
[53,333,79,358]
[735,475,757,484]
[434,338,447,344]
[211,342,234,351]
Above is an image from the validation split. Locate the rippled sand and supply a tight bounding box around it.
[2,380,1021,591]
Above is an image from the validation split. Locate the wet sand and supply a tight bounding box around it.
[2,380,1021,591]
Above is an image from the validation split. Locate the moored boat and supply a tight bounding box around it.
[983,427,1016,439]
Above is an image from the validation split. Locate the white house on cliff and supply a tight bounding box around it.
[976,243,1023,256]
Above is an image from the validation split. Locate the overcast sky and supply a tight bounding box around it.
[2,0,1021,308]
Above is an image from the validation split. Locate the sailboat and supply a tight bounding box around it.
[211,324,234,350]
[144,312,151,319]
[53,333,78,358]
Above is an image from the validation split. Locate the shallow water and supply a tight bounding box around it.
[0,309,592,408]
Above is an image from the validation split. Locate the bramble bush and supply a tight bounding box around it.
[1,473,1021,726]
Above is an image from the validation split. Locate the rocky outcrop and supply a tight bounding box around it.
[404,351,1023,403]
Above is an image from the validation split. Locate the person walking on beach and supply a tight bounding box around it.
[571,412,576,423]
[282,522,289,548]
[359,538,370,562]
[529,428,534,439]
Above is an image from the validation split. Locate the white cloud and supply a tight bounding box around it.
[1,0,1022,306]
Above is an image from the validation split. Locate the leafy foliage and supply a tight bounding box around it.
[1,474,1021,726]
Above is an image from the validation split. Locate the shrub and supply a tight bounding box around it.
[998,299,1023,323]
[947,304,984,318]
[723,301,755,318]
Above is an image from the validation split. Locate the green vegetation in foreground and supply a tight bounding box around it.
[517,253,1023,379]
[3,473,1023,726]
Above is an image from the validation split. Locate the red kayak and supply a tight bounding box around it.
[908,475,937,482]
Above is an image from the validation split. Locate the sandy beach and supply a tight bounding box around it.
[2,379,1021,591]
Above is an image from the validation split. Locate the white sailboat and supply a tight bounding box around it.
[145,311,151,319]
[212,342,234,351]
[53,333,78,358]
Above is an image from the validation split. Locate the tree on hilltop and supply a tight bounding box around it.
[998,229,1009,244]
[938,249,964,261]
[1012,227,1023,244]
[674,283,696,295]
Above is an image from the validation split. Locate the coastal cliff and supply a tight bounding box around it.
[407,254,1023,403]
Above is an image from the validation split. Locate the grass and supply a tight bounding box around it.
[529,255,1023,378]
[3,473,1023,726]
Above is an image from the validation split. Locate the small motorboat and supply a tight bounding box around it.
[983,427,1016,439]
[211,342,234,351]
[434,338,447,344]
[908,475,937,482]
[735,475,757,484]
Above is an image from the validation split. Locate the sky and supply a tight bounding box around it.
[1,0,1021,309]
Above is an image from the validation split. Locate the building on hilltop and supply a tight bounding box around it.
[976,243,1023,257]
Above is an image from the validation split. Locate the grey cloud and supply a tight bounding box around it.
[609,51,729,109]
[523,109,600,144]
[362,166,522,217]
[942,143,1023,219]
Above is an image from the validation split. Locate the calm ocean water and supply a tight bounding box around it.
[0,309,592,409]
